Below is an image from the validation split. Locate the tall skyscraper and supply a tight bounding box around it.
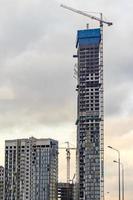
[4,137,58,200]
[0,166,4,200]
[76,28,103,200]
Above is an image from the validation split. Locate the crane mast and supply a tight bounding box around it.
[66,142,70,183]
[59,142,76,183]
[61,4,112,200]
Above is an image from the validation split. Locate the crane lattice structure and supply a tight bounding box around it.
[59,142,76,184]
[61,4,113,200]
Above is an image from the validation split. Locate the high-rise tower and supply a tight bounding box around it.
[76,28,103,200]
[60,5,112,200]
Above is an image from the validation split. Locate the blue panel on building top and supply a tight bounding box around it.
[76,28,101,48]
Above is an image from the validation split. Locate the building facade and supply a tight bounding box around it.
[4,137,58,200]
[0,166,4,200]
[76,28,103,200]
[58,183,74,200]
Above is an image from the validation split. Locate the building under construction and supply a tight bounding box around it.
[61,4,112,200]
[60,4,112,200]
[76,28,104,200]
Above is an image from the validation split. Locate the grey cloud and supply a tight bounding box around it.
[0,34,76,128]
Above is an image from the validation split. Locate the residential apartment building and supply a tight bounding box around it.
[0,166,4,200]
[4,137,58,200]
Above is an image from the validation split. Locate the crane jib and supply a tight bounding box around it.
[61,4,113,26]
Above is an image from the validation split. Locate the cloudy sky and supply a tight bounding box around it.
[0,0,133,199]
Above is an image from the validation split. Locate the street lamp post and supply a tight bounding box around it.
[121,163,124,200]
[106,192,110,200]
[114,161,124,200]
[108,146,121,200]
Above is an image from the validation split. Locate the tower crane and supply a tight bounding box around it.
[60,4,113,27]
[60,4,113,200]
[59,142,76,183]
